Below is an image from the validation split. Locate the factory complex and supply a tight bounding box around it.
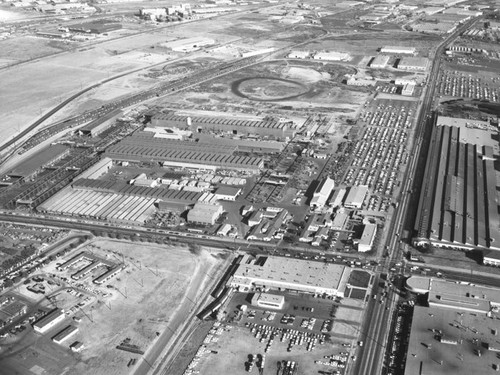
[106,136,264,173]
[405,277,500,375]
[149,112,297,139]
[413,116,500,251]
[228,255,351,296]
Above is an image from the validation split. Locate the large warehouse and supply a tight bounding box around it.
[413,120,500,251]
[404,277,500,375]
[105,135,263,173]
[380,46,416,55]
[228,256,350,296]
[150,113,296,139]
[397,57,429,71]
[38,178,202,224]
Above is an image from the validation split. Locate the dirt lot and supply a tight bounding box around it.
[0,239,228,375]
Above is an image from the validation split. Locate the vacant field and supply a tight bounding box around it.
[0,239,228,375]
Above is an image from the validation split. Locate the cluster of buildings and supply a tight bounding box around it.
[56,251,124,285]
[405,277,500,375]
[139,4,192,21]
[413,116,500,252]
[245,207,290,242]
[149,112,296,140]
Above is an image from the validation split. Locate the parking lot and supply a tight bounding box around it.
[437,69,500,102]
[342,100,414,213]
[191,289,370,375]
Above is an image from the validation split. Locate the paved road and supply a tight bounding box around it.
[352,18,478,375]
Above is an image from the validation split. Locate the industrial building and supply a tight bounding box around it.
[287,50,310,59]
[406,276,500,312]
[105,135,264,173]
[370,55,390,68]
[150,113,296,139]
[356,223,377,252]
[228,256,350,296]
[6,145,70,179]
[397,57,429,71]
[310,177,335,210]
[246,209,290,242]
[404,305,500,375]
[312,51,350,61]
[251,293,285,309]
[332,211,349,231]
[380,46,416,55]
[38,186,158,225]
[52,325,79,344]
[413,120,500,251]
[77,109,121,137]
[401,83,415,96]
[483,251,500,267]
[76,157,113,180]
[187,202,223,225]
[346,77,376,86]
[344,185,368,209]
[214,186,241,201]
[33,309,66,334]
[404,278,500,375]
[68,22,122,34]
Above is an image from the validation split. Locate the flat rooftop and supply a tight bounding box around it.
[405,305,500,375]
[232,256,349,292]
[8,145,68,178]
[407,276,500,311]
[152,113,287,129]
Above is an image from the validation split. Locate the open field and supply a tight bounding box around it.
[158,60,367,118]
[0,239,227,375]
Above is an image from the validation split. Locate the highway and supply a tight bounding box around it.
[352,18,478,375]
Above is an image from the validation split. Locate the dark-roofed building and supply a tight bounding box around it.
[413,122,500,251]
[150,113,296,139]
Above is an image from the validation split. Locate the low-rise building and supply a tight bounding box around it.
[229,256,350,296]
[287,50,310,59]
[214,186,241,201]
[380,46,416,55]
[251,293,285,309]
[310,177,335,210]
[52,325,79,344]
[483,251,500,267]
[187,203,223,225]
[370,55,390,69]
[344,185,369,209]
[313,51,350,61]
[33,309,65,334]
[356,223,377,252]
[398,57,429,71]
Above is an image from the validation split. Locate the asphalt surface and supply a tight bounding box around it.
[352,18,479,375]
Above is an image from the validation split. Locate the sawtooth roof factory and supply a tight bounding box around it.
[105,133,264,173]
[413,116,500,251]
[149,113,297,139]
[228,255,350,296]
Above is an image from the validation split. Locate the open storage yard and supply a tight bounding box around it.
[175,287,369,375]
[0,239,229,375]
